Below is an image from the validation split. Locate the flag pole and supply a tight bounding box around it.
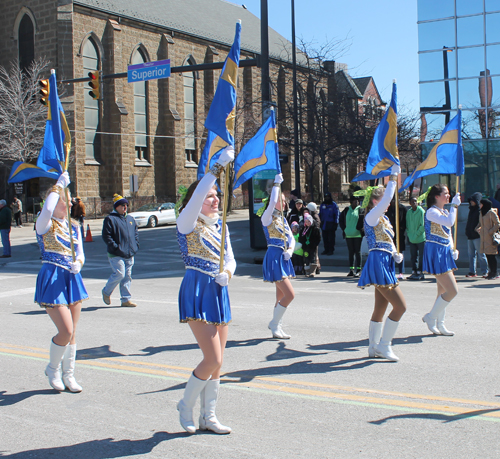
[219,165,230,273]
[454,175,459,250]
[52,68,76,263]
[395,182,400,253]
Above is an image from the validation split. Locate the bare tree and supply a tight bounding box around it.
[0,58,49,164]
[397,108,422,198]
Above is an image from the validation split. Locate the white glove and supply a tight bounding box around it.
[452,249,459,261]
[451,193,461,206]
[217,146,235,167]
[274,173,284,185]
[215,271,229,287]
[69,260,82,274]
[56,172,70,189]
[283,249,292,261]
[392,252,404,264]
[390,164,401,175]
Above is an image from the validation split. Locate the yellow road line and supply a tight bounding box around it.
[2,344,500,420]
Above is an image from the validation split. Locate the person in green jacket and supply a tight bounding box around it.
[406,197,426,280]
[339,196,363,277]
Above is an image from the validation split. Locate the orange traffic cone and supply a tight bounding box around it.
[85,224,93,242]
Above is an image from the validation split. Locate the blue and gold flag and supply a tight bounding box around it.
[233,110,280,190]
[204,21,241,146]
[8,161,59,183]
[352,82,399,182]
[9,71,70,183]
[400,110,464,192]
[197,130,228,180]
[37,71,71,174]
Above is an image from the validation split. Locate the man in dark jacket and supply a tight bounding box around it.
[102,194,139,307]
[387,197,407,279]
[465,192,488,277]
[319,192,339,255]
[0,199,12,258]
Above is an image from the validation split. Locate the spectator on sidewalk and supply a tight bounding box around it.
[0,200,12,258]
[287,199,304,226]
[476,199,500,280]
[290,221,304,275]
[101,194,139,307]
[12,196,23,227]
[387,197,407,280]
[406,197,426,280]
[319,192,339,255]
[465,192,488,278]
[73,197,86,239]
[299,214,321,277]
[339,196,363,277]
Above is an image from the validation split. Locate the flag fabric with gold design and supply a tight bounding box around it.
[233,110,280,190]
[37,72,70,174]
[352,82,399,182]
[204,21,241,146]
[197,130,228,180]
[400,110,464,192]
[9,71,70,183]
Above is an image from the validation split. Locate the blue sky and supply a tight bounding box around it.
[238,0,420,113]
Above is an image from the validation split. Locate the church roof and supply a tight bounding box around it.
[74,0,307,65]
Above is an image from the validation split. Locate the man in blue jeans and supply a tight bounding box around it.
[465,192,488,278]
[0,200,12,258]
[102,194,139,307]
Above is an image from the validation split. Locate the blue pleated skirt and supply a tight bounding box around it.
[423,242,457,275]
[358,250,398,289]
[178,269,231,325]
[263,246,295,283]
[35,263,88,308]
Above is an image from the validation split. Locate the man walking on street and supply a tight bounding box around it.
[406,197,426,280]
[102,194,139,307]
[319,192,339,255]
[0,200,12,258]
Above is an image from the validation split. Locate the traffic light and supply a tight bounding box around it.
[88,71,101,100]
[39,79,49,105]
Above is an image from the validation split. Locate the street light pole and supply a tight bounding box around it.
[292,0,301,195]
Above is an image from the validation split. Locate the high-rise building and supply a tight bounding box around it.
[418,0,500,197]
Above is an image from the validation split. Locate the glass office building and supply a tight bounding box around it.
[418,0,500,197]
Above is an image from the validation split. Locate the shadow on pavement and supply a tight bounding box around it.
[77,345,126,360]
[0,389,58,406]
[369,408,500,425]
[0,431,183,458]
[266,342,328,361]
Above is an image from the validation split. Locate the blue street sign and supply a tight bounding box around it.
[127,59,171,83]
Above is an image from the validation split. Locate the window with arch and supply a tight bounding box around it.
[183,58,197,164]
[131,49,149,162]
[18,14,34,73]
[82,38,100,160]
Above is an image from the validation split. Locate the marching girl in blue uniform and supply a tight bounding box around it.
[357,165,406,361]
[422,184,460,336]
[35,172,88,392]
[175,147,235,435]
[260,173,295,339]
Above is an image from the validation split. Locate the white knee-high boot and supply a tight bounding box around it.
[46,340,67,391]
[368,321,383,358]
[177,372,209,434]
[423,295,449,335]
[199,379,231,434]
[437,309,454,336]
[62,344,82,392]
[374,318,400,362]
[268,303,291,339]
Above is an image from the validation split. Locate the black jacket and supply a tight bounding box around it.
[465,192,482,240]
[102,211,139,258]
[387,203,407,251]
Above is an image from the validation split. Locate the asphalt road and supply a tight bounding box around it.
[1,214,499,458]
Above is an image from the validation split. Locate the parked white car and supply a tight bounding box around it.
[129,202,176,228]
